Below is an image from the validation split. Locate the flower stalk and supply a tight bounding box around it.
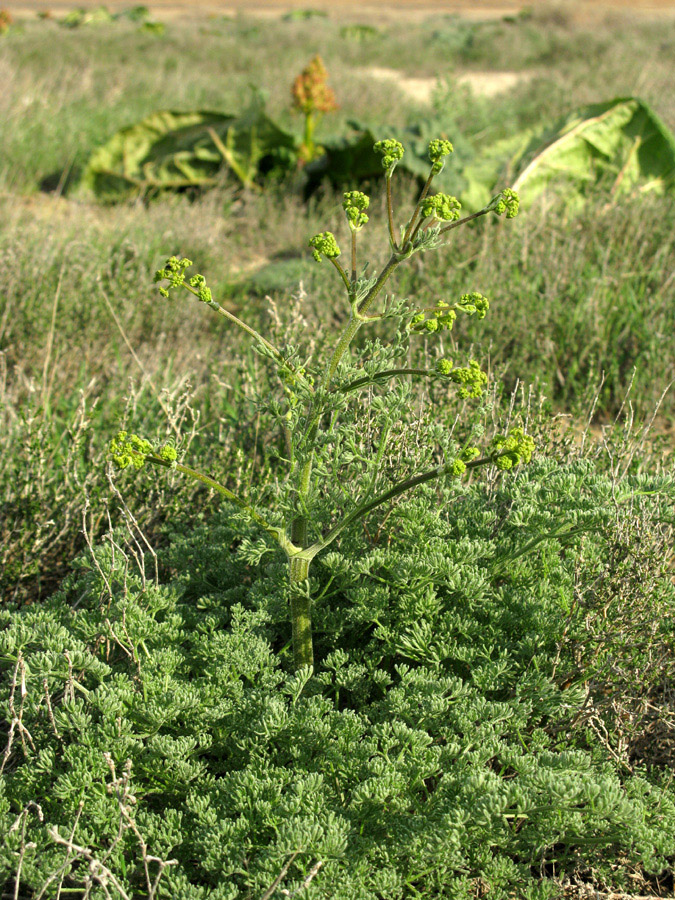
[114,137,529,672]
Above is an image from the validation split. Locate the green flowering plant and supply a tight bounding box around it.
[116,138,531,671]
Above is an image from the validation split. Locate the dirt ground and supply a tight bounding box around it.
[8,0,675,22]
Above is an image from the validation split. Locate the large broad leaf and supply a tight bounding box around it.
[80,97,298,201]
[510,98,675,208]
[304,120,467,195]
[459,129,537,212]
[459,97,675,212]
[304,128,382,187]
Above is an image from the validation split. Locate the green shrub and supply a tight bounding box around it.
[2,458,675,898]
[130,139,529,670]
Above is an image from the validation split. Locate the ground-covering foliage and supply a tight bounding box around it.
[2,437,675,898]
[2,5,675,897]
[2,5,675,607]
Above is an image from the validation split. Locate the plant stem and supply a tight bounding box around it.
[351,230,357,284]
[330,257,352,295]
[357,254,399,318]
[306,455,494,558]
[401,171,434,249]
[148,454,294,553]
[386,175,397,250]
[337,367,432,394]
[182,286,314,394]
[296,251,401,466]
[289,517,313,668]
[289,556,313,669]
[440,207,490,234]
[304,110,316,159]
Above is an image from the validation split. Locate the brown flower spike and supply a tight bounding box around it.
[0,8,14,33]
[291,55,339,115]
[292,55,339,163]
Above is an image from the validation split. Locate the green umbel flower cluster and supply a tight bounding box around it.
[447,458,466,476]
[446,442,487,475]
[373,138,405,174]
[492,188,520,219]
[343,191,370,231]
[411,307,453,333]
[153,256,193,297]
[428,138,454,174]
[109,431,153,470]
[448,360,488,399]
[456,292,489,319]
[490,427,536,469]
[158,444,178,464]
[154,258,213,303]
[309,231,341,262]
[188,273,213,304]
[420,193,462,222]
[411,290,490,334]
[460,445,481,462]
[435,359,487,399]
[110,432,178,470]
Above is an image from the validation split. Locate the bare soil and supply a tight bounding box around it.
[363,66,534,104]
[8,0,675,23]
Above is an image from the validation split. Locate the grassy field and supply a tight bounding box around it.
[2,5,674,602]
[1,7,675,897]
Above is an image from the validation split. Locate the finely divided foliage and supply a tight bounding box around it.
[2,461,675,898]
[125,138,532,670]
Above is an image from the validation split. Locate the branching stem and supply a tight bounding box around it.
[148,454,295,553]
[337,367,433,394]
[330,257,352,295]
[440,207,491,234]
[306,455,496,558]
[182,285,315,395]
[401,171,435,249]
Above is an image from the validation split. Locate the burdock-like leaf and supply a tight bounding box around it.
[509,97,675,208]
[80,95,297,201]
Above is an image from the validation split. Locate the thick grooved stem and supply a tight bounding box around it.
[323,318,362,387]
[291,515,308,548]
[289,554,313,669]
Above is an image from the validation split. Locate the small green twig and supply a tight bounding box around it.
[181,284,315,394]
[401,171,435,249]
[306,454,496,558]
[351,230,357,285]
[337,367,433,394]
[148,453,293,553]
[440,207,491,234]
[330,257,352,295]
[386,174,397,250]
